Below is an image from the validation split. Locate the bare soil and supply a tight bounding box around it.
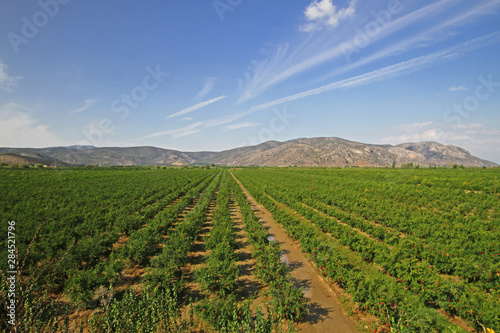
[438,309,476,332]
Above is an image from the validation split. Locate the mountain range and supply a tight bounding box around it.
[0,137,497,168]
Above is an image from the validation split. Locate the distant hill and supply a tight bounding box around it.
[0,151,80,167]
[194,137,496,167]
[0,138,496,167]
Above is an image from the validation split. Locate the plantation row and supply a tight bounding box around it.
[1,168,309,332]
[0,167,219,331]
[190,172,308,332]
[232,168,500,332]
[89,168,224,331]
[66,169,220,306]
[0,168,212,267]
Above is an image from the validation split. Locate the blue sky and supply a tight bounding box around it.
[1,0,499,163]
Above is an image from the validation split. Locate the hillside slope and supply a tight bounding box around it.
[0,138,496,167]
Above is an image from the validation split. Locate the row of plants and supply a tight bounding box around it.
[233,170,472,332]
[229,174,309,323]
[88,171,224,332]
[271,168,499,278]
[192,173,256,332]
[247,172,499,330]
[246,169,499,292]
[194,173,240,296]
[0,168,217,332]
[191,172,309,332]
[0,168,213,273]
[117,171,218,266]
[64,171,220,307]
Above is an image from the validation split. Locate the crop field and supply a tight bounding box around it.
[0,167,499,332]
[232,168,500,332]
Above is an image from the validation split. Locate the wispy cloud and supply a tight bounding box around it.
[456,123,483,129]
[224,122,261,131]
[0,103,65,147]
[433,0,500,32]
[195,32,500,135]
[138,29,497,142]
[0,60,22,92]
[397,121,434,132]
[181,117,194,121]
[449,86,468,92]
[137,122,204,140]
[167,95,226,119]
[314,0,500,84]
[300,0,356,32]
[196,78,215,99]
[69,99,97,114]
[238,0,500,104]
[204,110,254,128]
[286,0,464,84]
[136,110,255,141]
[243,32,500,112]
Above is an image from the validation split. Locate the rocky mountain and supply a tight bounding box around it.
[200,137,496,167]
[0,137,496,167]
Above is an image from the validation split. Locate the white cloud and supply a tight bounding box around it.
[448,86,468,92]
[456,123,483,129]
[181,117,194,121]
[380,122,500,163]
[196,78,215,99]
[238,0,500,104]
[167,95,226,119]
[69,99,97,114]
[0,60,22,92]
[396,121,434,132]
[382,129,446,144]
[0,103,65,147]
[224,122,261,131]
[314,0,499,84]
[300,0,356,32]
[239,0,446,103]
[381,124,488,145]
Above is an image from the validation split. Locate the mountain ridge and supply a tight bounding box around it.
[0,137,496,167]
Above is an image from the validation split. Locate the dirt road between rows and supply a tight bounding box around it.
[230,172,359,333]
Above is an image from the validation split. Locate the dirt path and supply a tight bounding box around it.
[231,172,359,333]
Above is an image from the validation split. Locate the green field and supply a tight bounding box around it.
[1,167,499,332]
[233,168,500,331]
